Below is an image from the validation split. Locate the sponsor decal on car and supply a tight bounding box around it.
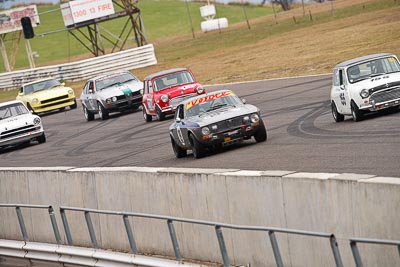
[185,91,234,110]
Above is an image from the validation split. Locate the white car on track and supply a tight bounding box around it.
[330,53,400,122]
[0,100,46,150]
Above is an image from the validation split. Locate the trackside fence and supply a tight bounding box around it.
[0,44,157,91]
[0,204,399,266]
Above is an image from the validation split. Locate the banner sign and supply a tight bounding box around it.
[62,0,115,26]
[0,5,40,35]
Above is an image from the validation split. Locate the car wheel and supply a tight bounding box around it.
[83,106,94,121]
[70,100,77,109]
[170,136,187,158]
[351,101,364,122]
[37,133,46,144]
[143,105,152,122]
[156,106,165,121]
[254,120,267,142]
[189,134,206,159]
[98,102,109,120]
[331,101,344,122]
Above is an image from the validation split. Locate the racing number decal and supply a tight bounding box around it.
[177,126,185,146]
[340,92,346,106]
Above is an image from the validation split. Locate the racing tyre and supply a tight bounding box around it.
[83,106,94,121]
[98,102,109,120]
[254,120,267,142]
[171,136,187,158]
[156,107,165,121]
[70,100,77,109]
[331,101,344,122]
[351,101,364,122]
[189,134,206,159]
[37,133,46,144]
[143,106,152,122]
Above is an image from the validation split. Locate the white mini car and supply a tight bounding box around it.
[330,53,400,122]
[0,100,46,150]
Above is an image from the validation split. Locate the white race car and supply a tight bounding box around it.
[0,100,46,150]
[331,53,400,121]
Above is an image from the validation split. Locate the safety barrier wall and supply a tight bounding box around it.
[0,44,157,91]
[0,167,399,266]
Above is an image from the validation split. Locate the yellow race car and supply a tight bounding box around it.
[16,78,77,114]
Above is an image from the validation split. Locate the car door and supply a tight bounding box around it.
[87,81,98,111]
[336,68,351,114]
[142,80,156,115]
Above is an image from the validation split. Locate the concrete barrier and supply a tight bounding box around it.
[0,167,399,266]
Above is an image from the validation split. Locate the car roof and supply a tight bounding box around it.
[334,53,394,68]
[91,70,132,81]
[0,100,24,108]
[22,78,56,86]
[180,89,233,106]
[144,68,189,81]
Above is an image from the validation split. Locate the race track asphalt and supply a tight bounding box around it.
[1,74,399,177]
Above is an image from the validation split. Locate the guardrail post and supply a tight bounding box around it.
[350,241,364,267]
[123,215,138,254]
[48,206,62,244]
[215,225,230,267]
[167,220,182,262]
[84,211,98,248]
[268,231,284,267]
[60,208,73,245]
[15,206,28,241]
[330,235,344,267]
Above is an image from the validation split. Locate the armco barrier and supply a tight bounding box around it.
[0,44,157,91]
[0,167,399,266]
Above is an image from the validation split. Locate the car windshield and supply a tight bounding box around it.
[154,71,194,92]
[96,72,137,91]
[347,56,400,84]
[185,91,242,118]
[0,103,29,120]
[24,79,61,94]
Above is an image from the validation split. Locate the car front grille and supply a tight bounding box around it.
[41,95,69,104]
[0,125,40,140]
[370,87,400,103]
[170,93,198,107]
[215,117,243,131]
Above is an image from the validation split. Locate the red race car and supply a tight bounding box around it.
[142,68,205,122]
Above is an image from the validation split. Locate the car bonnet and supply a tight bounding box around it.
[0,113,40,132]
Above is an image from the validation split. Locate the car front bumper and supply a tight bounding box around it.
[32,97,76,113]
[105,95,142,111]
[0,128,44,147]
[197,121,262,147]
[360,98,400,111]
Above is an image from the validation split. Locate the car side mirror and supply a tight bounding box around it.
[340,85,345,90]
[18,92,24,96]
[176,117,181,123]
[242,98,246,104]
[89,88,94,94]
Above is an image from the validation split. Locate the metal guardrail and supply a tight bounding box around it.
[0,44,157,91]
[1,204,399,267]
[59,206,343,267]
[0,204,61,244]
[349,237,400,267]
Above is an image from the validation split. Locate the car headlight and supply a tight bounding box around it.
[68,89,74,95]
[250,114,260,123]
[360,89,369,99]
[112,96,117,102]
[33,117,41,125]
[161,95,169,103]
[32,98,39,104]
[243,115,250,124]
[201,127,210,136]
[196,86,205,94]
